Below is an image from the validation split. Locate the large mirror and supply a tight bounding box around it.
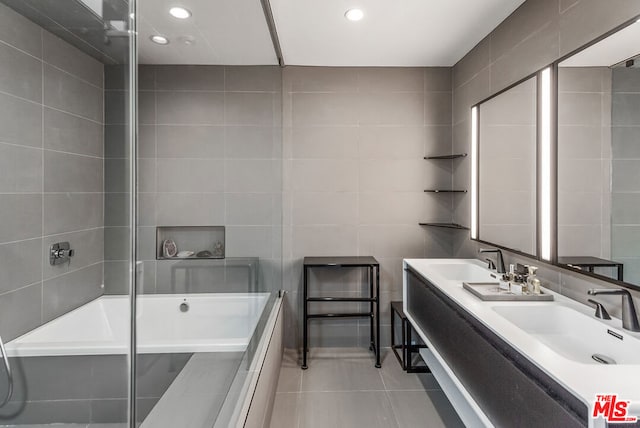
[476,76,538,256]
[557,19,640,287]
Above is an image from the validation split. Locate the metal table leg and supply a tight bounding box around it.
[369,266,374,351]
[302,265,308,370]
[375,265,381,368]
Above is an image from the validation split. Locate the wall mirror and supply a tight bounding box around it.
[475,76,538,257]
[557,18,640,287]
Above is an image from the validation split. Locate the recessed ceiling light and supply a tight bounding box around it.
[169,7,191,19]
[150,35,169,45]
[344,8,364,22]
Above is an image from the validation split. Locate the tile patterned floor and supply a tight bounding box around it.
[269,348,465,428]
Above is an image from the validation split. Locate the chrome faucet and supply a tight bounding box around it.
[588,288,640,332]
[479,248,505,274]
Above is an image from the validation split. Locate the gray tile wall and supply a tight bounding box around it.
[557,67,612,261]
[0,3,104,342]
[611,68,640,286]
[451,0,640,313]
[104,65,283,295]
[282,67,455,349]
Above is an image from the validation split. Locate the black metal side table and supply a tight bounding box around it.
[390,301,429,373]
[302,256,381,369]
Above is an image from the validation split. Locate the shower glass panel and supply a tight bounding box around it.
[133,0,283,425]
[0,0,135,426]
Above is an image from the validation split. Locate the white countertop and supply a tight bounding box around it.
[404,258,640,423]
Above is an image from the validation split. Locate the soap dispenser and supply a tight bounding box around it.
[527,266,541,295]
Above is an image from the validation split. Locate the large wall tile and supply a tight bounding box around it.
[156,125,224,158]
[225,193,274,226]
[0,238,42,294]
[358,92,424,126]
[359,159,426,192]
[490,0,559,62]
[0,143,42,192]
[43,32,103,88]
[357,67,424,92]
[225,66,282,92]
[0,282,43,341]
[156,91,224,125]
[559,0,640,57]
[0,3,42,57]
[156,159,223,192]
[155,65,223,91]
[286,67,358,92]
[44,64,103,121]
[44,108,103,157]
[0,92,43,148]
[0,42,42,102]
[292,93,359,126]
[292,225,358,257]
[225,126,276,159]
[225,92,275,126]
[358,225,426,259]
[358,127,425,159]
[291,159,358,192]
[44,150,103,193]
[0,194,42,243]
[291,127,359,159]
[44,193,103,235]
[292,192,358,225]
[225,159,278,192]
[156,193,225,226]
[42,263,103,323]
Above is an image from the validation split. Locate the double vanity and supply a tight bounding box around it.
[403,258,640,428]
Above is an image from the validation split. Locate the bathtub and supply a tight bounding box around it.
[5,293,271,357]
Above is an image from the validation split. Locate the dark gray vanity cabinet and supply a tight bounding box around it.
[405,267,587,428]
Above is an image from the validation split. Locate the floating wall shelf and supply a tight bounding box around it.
[423,153,468,160]
[419,223,470,230]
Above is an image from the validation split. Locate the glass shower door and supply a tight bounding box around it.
[0,0,136,425]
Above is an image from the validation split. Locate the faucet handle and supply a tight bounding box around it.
[587,299,611,320]
[485,258,496,270]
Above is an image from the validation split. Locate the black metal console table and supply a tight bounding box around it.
[302,256,381,369]
[558,256,624,282]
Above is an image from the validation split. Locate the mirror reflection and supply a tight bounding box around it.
[558,21,640,286]
[478,77,538,256]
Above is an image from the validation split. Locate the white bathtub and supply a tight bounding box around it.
[5,293,271,357]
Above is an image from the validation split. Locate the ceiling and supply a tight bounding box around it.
[560,19,640,67]
[269,0,526,66]
[140,0,526,66]
[138,0,277,64]
[4,0,528,66]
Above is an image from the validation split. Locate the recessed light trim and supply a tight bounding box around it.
[169,7,192,19]
[344,8,364,22]
[150,35,169,45]
[178,35,196,46]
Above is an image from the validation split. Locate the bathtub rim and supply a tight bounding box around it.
[5,292,272,358]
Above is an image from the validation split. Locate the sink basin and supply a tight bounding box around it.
[427,263,497,282]
[493,304,640,365]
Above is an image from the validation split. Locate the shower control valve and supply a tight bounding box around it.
[50,242,75,266]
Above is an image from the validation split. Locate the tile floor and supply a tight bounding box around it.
[269,348,465,428]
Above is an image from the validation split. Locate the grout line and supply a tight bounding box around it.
[385,388,403,428]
